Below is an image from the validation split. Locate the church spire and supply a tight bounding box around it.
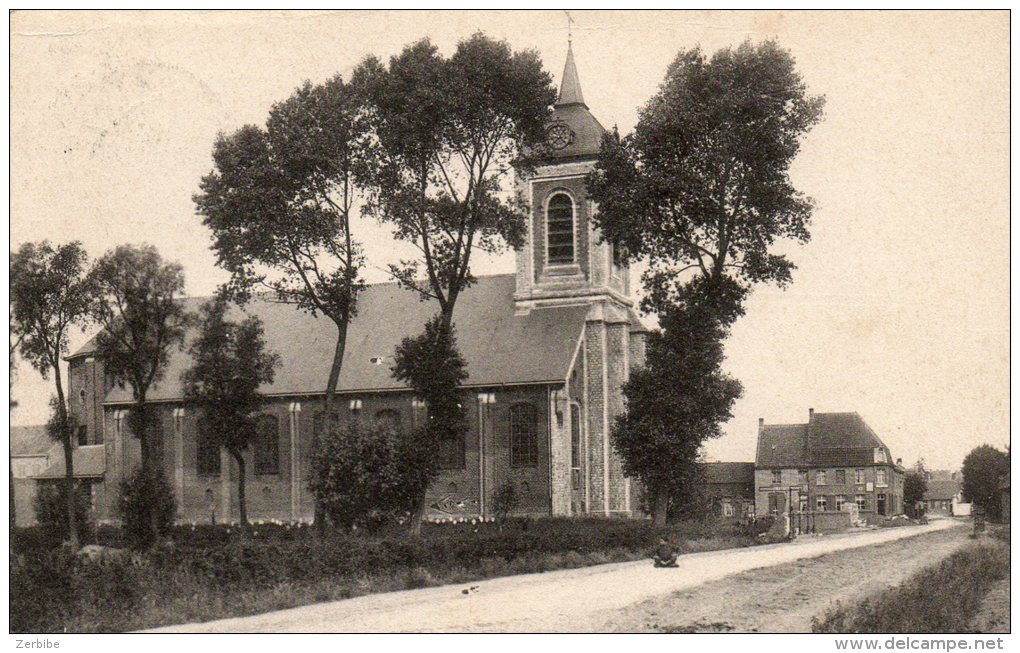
[556,43,587,108]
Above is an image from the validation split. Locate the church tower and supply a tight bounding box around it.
[516,45,646,518]
[513,44,632,314]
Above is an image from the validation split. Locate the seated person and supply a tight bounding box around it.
[652,537,678,568]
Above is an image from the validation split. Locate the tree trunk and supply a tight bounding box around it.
[53,364,79,549]
[133,395,161,547]
[231,448,248,530]
[408,491,426,537]
[651,485,669,528]
[314,323,349,535]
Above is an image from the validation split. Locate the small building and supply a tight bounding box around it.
[922,479,961,515]
[755,409,906,532]
[11,425,53,527]
[699,462,755,521]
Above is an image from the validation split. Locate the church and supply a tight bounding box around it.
[63,46,650,524]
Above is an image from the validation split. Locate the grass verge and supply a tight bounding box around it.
[12,517,762,633]
[812,528,1010,633]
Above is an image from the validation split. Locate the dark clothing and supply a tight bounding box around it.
[653,542,678,568]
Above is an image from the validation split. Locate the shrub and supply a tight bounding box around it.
[491,481,519,521]
[119,467,176,549]
[34,480,93,543]
[812,539,1011,633]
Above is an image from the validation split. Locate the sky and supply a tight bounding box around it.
[9,10,1009,471]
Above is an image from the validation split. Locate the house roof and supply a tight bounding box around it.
[34,444,106,479]
[924,479,961,502]
[11,425,52,457]
[756,412,896,469]
[75,274,603,404]
[701,462,755,485]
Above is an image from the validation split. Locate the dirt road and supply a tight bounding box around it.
[151,518,964,633]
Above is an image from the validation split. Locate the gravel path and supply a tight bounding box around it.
[150,518,962,632]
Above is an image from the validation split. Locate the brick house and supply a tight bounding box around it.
[699,462,755,521]
[63,46,650,525]
[754,410,905,531]
[922,478,961,516]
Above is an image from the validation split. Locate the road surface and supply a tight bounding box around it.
[150,519,961,633]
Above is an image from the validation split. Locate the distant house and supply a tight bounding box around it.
[11,425,54,527]
[699,462,755,521]
[754,409,906,532]
[922,478,961,515]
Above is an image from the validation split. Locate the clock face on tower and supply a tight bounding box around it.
[545,122,575,150]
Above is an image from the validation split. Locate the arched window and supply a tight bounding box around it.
[196,418,220,477]
[509,403,538,467]
[546,193,575,265]
[374,409,402,432]
[254,415,279,475]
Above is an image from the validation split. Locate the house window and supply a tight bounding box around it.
[509,402,538,467]
[411,397,427,429]
[374,409,402,432]
[874,447,887,463]
[798,469,808,485]
[855,468,865,484]
[834,495,846,512]
[771,470,782,485]
[855,494,867,510]
[79,388,87,405]
[570,404,581,469]
[816,470,827,485]
[835,469,847,485]
[196,419,220,477]
[798,495,808,512]
[816,495,828,511]
[546,193,575,265]
[722,501,734,517]
[876,469,888,486]
[253,415,279,475]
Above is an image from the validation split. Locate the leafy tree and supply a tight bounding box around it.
[10,316,24,531]
[391,315,468,534]
[903,470,928,518]
[588,40,825,322]
[10,241,94,547]
[89,244,189,546]
[612,285,743,526]
[309,422,435,531]
[195,74,372,529]
[358,33,553,534]
[119,466,176,550]
[181,297,280,528]
[961,444,1008,521]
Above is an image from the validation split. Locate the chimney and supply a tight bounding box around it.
[808,407,814,422]
[758,417,764,434]
[896,458,902,466]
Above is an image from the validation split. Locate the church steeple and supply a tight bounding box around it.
[556,44,587,108]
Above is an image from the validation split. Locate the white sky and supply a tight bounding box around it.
[9,10,1009,471]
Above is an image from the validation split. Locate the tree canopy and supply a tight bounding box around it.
[588,40,825,319]
[961,444,1008,521]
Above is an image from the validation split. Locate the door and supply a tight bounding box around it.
[877,493,887,516]
[768,491,786,516]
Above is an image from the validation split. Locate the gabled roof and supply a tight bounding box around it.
[755,411,895,469]
[76,274,594,404]
[11,425,52,457]
[701,462,755,485]
[34,444,106,479]
[756,424,808,468]
[924,479,961,502]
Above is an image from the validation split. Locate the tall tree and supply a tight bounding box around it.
[961,444,1009,521]
[89,244,189,545]
[903,470,928,518]
[588,40,825,322]
[194,75,371,529]
[10,317,24,531]
[357,33,554,534]
[10,241,94,547]
[612,283,743,526]
[182,297,280,529]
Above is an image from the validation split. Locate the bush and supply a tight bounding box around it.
[491,481,519,521]
[34,480,93,543]
[812,538,1011,633]
[119,467,176,549]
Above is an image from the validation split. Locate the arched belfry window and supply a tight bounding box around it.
[546,193,575,265]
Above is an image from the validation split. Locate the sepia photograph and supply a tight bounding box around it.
[7,8,1010,639]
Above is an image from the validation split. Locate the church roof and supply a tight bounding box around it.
[79,274,604,404]
[544,45,607,162]
[11,425,52,457]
